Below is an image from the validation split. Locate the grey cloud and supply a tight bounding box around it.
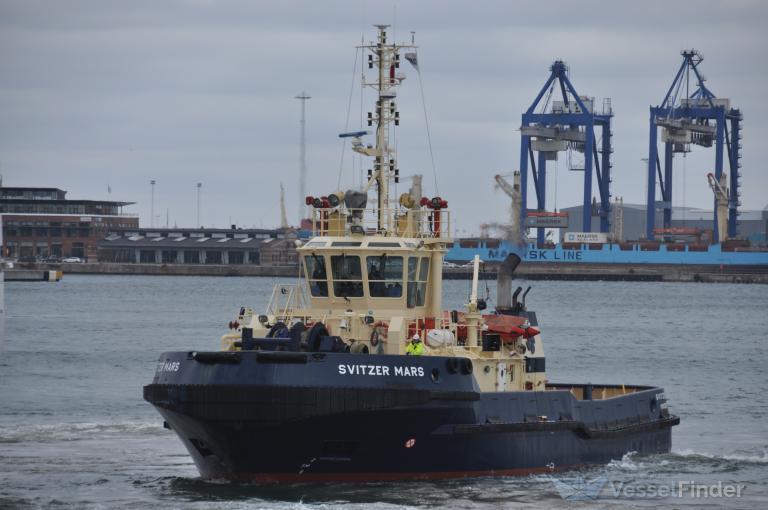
[1,0,766,230]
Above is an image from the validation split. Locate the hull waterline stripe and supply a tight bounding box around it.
[232,464,586,483]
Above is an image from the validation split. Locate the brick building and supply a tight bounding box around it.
[1,186,137,260]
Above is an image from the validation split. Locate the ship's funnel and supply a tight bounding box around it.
[496,253,522,310]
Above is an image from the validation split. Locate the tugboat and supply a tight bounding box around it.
[144,26,679,482]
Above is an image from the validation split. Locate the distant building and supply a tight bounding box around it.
[1,186,137,260]
[559,203,767,243]
[98,227,299,266]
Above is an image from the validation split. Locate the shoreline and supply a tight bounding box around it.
[6,262,768,284]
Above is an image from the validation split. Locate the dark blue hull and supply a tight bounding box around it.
[144,351,677,482]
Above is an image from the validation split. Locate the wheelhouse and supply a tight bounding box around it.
[299,237,436,313]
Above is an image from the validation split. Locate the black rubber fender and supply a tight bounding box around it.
[446,357,460,374]
[306,322,329,352]
[268,321,288,338]
[460,358,473,375]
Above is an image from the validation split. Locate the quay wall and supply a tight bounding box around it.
[11,262,765,284]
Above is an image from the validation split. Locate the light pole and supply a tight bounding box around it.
[150,179,156,228]
[196,182,202,228]
[295,91,311,225]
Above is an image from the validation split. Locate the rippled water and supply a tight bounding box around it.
[1,275,767,509]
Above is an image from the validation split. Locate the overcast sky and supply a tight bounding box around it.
[1,0,766,234]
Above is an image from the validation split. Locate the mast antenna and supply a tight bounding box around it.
[354,24,416,234]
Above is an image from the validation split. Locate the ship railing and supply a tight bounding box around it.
[310,207,451,240]
[266,283,309,319]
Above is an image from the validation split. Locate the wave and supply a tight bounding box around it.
[0,420,165,443]
[604,448,768,478]
[674,448,768,465]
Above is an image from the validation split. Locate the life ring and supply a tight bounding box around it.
[370,321,389,347]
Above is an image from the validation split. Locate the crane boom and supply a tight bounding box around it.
[494,174,518,199]
[493,172,523,245]
[279,183,289,229]
[706,172,729,243]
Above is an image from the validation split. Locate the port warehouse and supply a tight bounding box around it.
[96,228,298,266]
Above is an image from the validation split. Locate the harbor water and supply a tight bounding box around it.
[1,275,767,509]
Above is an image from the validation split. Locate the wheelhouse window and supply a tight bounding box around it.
[407,257,429,308]
[305,254,328,297]
[331,254,363,298]
[366,256,403,298]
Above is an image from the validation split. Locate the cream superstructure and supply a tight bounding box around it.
[221,25,545,394]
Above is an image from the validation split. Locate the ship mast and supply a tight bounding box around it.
[357,25,415,235]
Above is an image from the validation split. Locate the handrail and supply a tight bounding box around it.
[310,207,452,240]
[266,283,309,319]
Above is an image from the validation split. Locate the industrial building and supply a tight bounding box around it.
[97,227,299,267]
[0,186,138,260]
[558,203,767,245]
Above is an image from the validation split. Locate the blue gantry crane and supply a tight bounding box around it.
[646,50,742,242]
[519,61,613,246]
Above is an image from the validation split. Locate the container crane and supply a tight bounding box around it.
[646,50,742,242]
[520,60,613,246]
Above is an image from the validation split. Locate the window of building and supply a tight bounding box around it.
[5,241,18,258]
[331,254,363,298]
[35,242,49,257]
[140,250,156,263]
[206,250,222,264]
[248,251,260,264]
[366,255,403,298]
[184,250,200,264]
[228,251,244,264]
[407,256,429,308]
[71,242,85,259]
[305,254,328,297]
[49,223,62,237]
[34,224,48,237]
[161,250,177,263]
